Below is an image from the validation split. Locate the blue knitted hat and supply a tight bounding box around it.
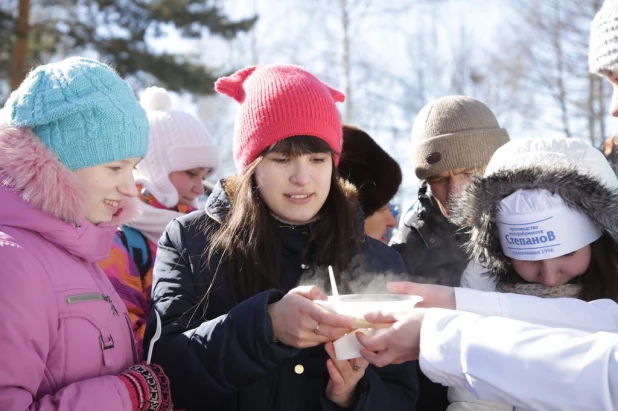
[4,57,149,170]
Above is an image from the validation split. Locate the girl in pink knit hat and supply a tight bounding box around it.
[143,64,418,410]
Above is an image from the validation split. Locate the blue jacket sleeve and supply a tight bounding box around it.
[146,218,299,410]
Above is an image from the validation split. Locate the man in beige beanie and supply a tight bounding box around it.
[390,95,509,411]
[391,95,508,286]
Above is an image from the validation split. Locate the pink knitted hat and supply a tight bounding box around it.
[215,64,345,172]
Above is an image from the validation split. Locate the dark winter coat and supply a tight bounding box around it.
[390,182,470,287]
[389,182,470,411]
[144,178,419,411]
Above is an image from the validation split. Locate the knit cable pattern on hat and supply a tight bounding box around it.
[4,57,149,170]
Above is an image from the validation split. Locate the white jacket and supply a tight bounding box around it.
[447,386,514,411]
[459,261,496,292]
[421,288,618,411]
[448,262,512,411]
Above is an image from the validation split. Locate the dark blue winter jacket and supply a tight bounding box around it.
[145,179,419,411]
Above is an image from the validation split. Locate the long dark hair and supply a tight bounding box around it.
[206,136,362,303]
[579,234,618,302]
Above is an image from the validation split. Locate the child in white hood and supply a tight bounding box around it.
[449,133,618,410]
[358,136,618,411]
[99,86,220,357]
[356,2,618,410]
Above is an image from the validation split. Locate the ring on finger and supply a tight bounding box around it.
[313,323,320,335]
[352,363,364,372]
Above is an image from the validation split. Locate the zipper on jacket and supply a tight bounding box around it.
[65,293,119,316]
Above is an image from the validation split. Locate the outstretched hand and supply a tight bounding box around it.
[387,281,456,310]
[356,309,427,367]
[267,285,354,348]
[355,282,456,367]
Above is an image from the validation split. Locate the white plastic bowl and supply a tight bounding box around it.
[314,293,423,321]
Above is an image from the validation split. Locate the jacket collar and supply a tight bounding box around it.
[204,179,232,224]
[408,183,463,245]
[0,185,119,262]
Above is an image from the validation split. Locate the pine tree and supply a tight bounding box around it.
[2,0,256,100]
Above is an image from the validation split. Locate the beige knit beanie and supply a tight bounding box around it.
[411,95,509,180]
[589,0,618,75]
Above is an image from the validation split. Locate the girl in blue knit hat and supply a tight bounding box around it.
[0,57,173,411]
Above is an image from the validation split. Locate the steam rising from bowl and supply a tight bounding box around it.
[314,293,422,320]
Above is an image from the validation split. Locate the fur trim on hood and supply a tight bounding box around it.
[450,137,618,286]
[0,123,138,224]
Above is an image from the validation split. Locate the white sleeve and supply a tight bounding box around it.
[459,261,497,292]
[454,288,618,333]
[420,309,618,411]
[447,386,513,411]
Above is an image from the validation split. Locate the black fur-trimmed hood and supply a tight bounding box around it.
[450,137,618,286]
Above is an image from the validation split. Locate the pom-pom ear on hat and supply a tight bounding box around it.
[215,64,345,172]
[326,86,346,103]
[338,125,402,217]
[214,66,259,103]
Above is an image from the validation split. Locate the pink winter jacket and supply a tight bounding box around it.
[0,125,137,410]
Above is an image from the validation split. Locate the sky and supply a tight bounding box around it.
[149,0,614,209]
